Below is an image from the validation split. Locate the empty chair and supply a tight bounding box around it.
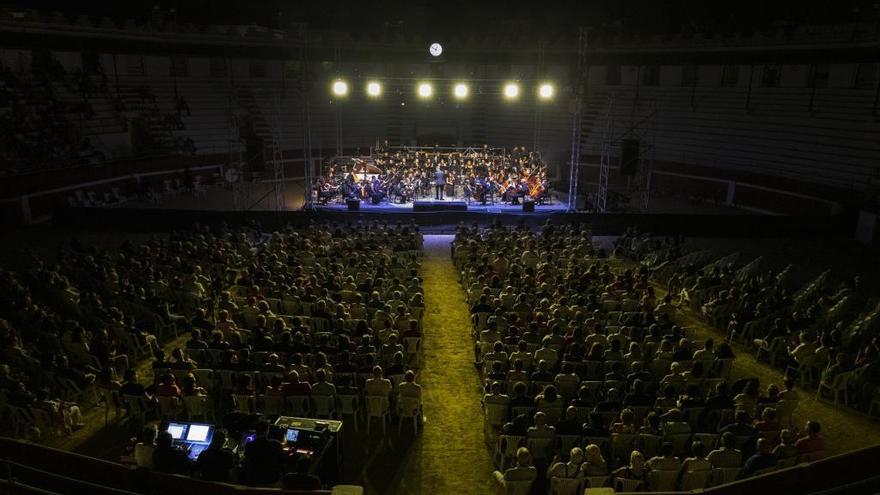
[365,395,390,434]
[312,395,337,419]
[337,394,360,431]
[397,396,422,435]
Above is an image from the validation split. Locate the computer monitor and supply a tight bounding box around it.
[185,424,213,444]
[285,428,300,444]
[167,422,187,440]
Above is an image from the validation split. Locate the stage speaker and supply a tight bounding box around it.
[522,201,535,212]
[620,138,640,176]
[346,199,360,211]
[246,137,265,172]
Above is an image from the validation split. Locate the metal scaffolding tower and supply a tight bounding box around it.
[270,94,285,211]
[302,26,315,211]
[596,95,614,213]
[567,27,589,212]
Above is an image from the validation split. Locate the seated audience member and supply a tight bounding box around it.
[556,406,582,435]
[365,365,393,397]
[134,426,158,469]
[196,429,235,482]
[741,438,777,477]
[646,442,682,472]
[493,447,538,488]
[152,431,191,475]
[773,429,799,461]
[282,457,322,491]
[243,421,284,485]
[679,441,712,477]
[311,369,336,397]
[612,450,647,487]
[398,370,422,398]
[707,432,743,468]
[580,443,608,476]
[795,421,825,458]
[155,374,181,397]
[509,381,535,409]
[281,370,311,396]
[547,447,584,479]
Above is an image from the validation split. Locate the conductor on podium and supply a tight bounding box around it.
[434,165,446,200]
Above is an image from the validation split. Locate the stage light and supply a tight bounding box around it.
[417,82,433,98]
[331,80,348,96]
[453,83,469,99]
[366,81,382,97]
[504,82,520,99]
[538,83,554,99]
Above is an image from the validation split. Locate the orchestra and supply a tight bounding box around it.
[314,146,551,207]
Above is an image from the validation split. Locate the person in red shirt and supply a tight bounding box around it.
[795,421,825,458]
[155,374,181,397]
[754,407,781,433]
[281,370,312,396]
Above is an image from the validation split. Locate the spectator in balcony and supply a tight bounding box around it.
[581,443,609,476]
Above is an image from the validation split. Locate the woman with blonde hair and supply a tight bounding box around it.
[547,447,584,479]
[580,443,608,476]
[612,450,648,488]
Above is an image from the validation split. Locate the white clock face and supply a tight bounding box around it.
[429,43,443,57]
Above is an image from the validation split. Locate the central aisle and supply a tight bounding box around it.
[390,234,495,494]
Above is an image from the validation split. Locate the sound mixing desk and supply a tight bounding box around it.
[273,417,343,481]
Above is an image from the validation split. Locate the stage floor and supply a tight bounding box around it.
[316,197,567,214]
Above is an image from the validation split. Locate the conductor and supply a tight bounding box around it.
[434,165,446,200]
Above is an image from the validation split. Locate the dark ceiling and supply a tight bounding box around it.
[5,0,871,38]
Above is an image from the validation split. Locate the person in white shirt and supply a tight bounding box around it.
[398,370,422,399]
[365,365,393,397]
[493,447,538,487]
[134,425,158,469]
[310,369,336,397]
[547,447,584,480]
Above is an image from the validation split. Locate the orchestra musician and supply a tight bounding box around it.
[321,146,549,206]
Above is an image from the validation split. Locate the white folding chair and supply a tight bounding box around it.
[549,477,582,495]
[337,394,360,431]
[312,394,337,419]
[680,469,712,490]
[397,396,422,435]
[365,395,390,434]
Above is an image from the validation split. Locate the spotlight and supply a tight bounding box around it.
[453,83,469,99]
[331,80,348,96]
[417,82,433,98]
[366,81,382,97]
[538,83,554,99]
[504,82,520,99]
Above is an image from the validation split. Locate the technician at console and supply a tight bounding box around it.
[153,431,191,475]
[195,429,235,482]
[243,421,284,486]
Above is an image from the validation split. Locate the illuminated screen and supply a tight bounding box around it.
[285,429,300,443]
[186,424,212,443]
[167,423,186,440]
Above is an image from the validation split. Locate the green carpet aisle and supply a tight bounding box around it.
[385,234,495,494]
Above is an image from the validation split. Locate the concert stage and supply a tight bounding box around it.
[315,197,566,215]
